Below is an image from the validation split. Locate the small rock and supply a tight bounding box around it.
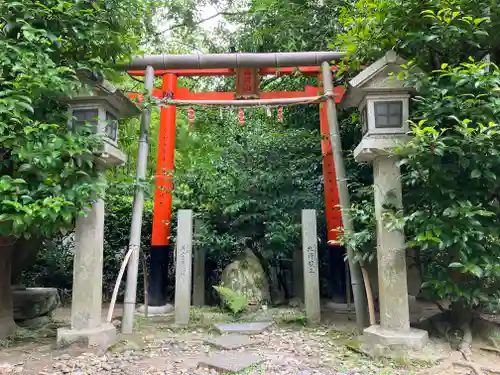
[101,363,113,371]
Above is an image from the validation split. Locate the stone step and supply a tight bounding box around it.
[213,322,273,335]
[205,334,263,350]
[197,352,264,373]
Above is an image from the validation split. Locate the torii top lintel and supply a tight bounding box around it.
[119,51,345,71]
[127,66,338,77]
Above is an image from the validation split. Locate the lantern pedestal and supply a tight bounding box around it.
[356,152,429,352]
[57,324,117,349]
[56,199,117,348]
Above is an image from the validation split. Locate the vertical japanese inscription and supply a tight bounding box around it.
[177,244,189,279]
[306,245,317,275]
[174,209,193,325]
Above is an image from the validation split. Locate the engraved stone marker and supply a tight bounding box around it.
[174,209,193,325]
[301,209,321,323]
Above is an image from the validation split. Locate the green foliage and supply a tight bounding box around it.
[0,0,156,239]
[173,111,326,262]
[336,0,500,313]
[19,195,154,302]
[335,0,499,68]
[393,61,500,310]
[279,314,307,326]
[342,198,376,265]
[213,285,249,315]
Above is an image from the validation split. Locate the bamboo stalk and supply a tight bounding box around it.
[141,250,149,318]
[361,266,376,325]
[106,246,134,323]
[121,65,155,333]
[345,262,352,320]
[321,61,368,330]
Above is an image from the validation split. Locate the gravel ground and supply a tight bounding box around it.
[0,324,428,375]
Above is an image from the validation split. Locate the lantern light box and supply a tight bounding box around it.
[65,72,141,166]
[341,51,415,162]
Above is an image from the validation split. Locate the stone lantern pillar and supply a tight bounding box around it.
[57,73,140,348]
[341,51,428,351]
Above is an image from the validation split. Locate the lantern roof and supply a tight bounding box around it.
[341,51,412,109]
[64,70,141,119]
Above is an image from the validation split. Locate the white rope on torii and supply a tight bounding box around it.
[158,93,336,108]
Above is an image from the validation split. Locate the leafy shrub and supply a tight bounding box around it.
[213,285,249,315]
[19,193,154,303]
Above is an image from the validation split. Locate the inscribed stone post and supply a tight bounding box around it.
[373,157,410,331]
[174,210,193,324]
[301,209,321,324]
[192,218,205,306]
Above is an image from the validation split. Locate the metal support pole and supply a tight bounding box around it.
[321,61,368,330]
[122,65,155,333]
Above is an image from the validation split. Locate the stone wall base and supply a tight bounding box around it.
[363,325,429,352]
[57,323,116,349]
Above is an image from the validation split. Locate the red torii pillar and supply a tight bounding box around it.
[152,74,177,246]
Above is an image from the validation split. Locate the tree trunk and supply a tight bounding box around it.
[0,238,16,340]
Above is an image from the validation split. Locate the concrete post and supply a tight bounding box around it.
[192,218,205,306]
[57,199,116,348]
[301,209,321,324]
[174,210,193,324]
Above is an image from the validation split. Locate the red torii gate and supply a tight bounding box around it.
[127,66,344,247]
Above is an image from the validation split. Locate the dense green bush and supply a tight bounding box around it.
[19,195,154,304]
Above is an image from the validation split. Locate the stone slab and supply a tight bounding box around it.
[13,287,60,321]
[136,303,174,315]
[198,352,264,372]
[214,322,273,334]
[205,334,263,350]
[57,323,116,349]
[363,325,429,351]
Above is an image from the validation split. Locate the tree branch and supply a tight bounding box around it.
[156,11,244,36]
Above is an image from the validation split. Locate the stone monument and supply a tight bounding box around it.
[57,72,140,348]
[174,209,194,325]
[301,209,321,324]
[341,51,428,351]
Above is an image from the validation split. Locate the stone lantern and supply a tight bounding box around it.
[57,73,140,348]
[341,51,428,352]
[66,73,140,166]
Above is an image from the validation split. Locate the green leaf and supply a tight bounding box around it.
[470,169,481,178]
